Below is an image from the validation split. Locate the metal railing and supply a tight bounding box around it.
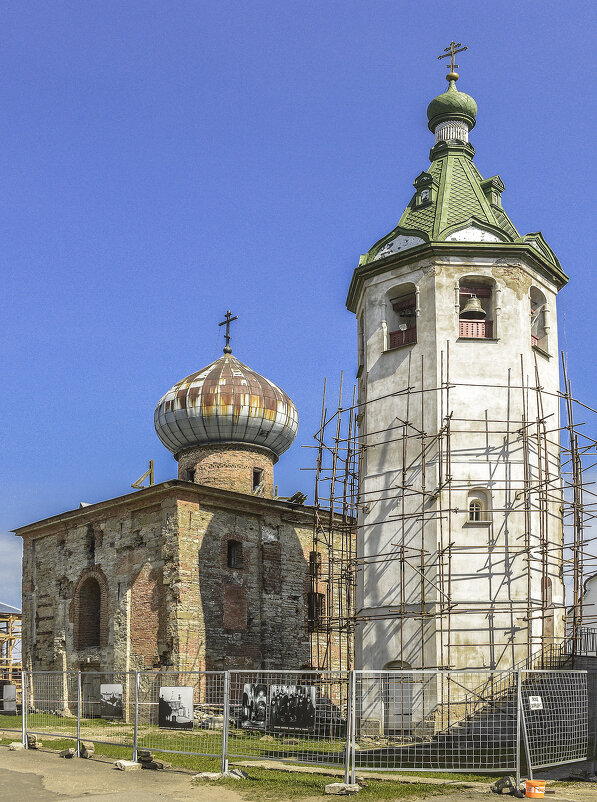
[0,668,588,782]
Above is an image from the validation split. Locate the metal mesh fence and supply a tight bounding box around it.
[136,671,225,758]
[352,670,520,773]
[77,671,134,747]
[13,668,590,775]
[27,671,78,741]
[227,670,349,768]
[0,674,22,732]
[521,670,588,769]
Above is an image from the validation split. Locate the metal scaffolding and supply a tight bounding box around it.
[308,352,597,671]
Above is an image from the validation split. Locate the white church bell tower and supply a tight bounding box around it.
[347,46,568,672]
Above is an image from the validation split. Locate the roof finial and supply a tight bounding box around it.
[438,40,467,82]
[218,309,238,354]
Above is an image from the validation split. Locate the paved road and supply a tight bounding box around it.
[0,747,243,801]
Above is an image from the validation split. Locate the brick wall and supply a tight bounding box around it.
[130,563,164,666]
[177,444,275,497]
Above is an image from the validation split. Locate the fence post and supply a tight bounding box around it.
[132,672,139,763]
[518,670,533,782]
[76,672,82,757]
[221,671,230,776]
[344,671,352,784]
[21,670,27,748]
[515,671,521,789]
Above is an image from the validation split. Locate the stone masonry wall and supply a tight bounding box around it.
[18,482,350,677]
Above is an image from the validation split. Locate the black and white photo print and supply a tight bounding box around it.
[1,684,16,714]
[158,686,194,729]
[270,684,316,730]
[240,683,268,729]
[100,683,123,719]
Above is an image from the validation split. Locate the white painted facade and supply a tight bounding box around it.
[353,251,565,671]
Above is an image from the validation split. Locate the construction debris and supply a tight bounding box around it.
[324,782,360,795]
[79,741,95,759]
[114,760,141,771]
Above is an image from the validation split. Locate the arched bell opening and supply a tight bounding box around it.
[458,277,495,339]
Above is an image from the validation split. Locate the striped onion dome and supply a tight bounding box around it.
[154,354,299,458]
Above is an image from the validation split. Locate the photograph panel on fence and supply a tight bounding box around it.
[241,683,268,729]
[1,684,17,714]
[100,683,123,719]
[158,686,194,729]
[270,684,316,730]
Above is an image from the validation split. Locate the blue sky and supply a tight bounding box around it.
[1,1,597,608]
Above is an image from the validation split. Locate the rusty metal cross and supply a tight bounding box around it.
[219,309,238,353]
[438,41,467,74]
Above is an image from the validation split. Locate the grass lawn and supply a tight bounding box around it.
[0,735,491,799]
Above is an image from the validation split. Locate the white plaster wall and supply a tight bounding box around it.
[354,252,564,671]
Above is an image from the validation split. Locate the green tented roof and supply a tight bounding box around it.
[362,140,549,266]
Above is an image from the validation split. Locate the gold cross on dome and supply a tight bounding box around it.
[438,41,467,76]
[219,309,238,354]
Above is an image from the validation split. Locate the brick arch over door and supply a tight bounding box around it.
[70,567,109,650]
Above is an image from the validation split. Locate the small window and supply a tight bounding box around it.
[227,539,243,569]
[252,468,264,493]
[469,500,482,522]
[309,551,322,579]
[307,591,325,632]
[466,489,490,524]
[185,468,195,482]
[86,525,95,560]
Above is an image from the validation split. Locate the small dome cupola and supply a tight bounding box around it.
[427,41,477,144]
[154,311,299,497]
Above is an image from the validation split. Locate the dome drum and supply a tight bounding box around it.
[177,442,275,496]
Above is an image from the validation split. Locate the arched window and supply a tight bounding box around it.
[466,489,490,524]
[530,287,548,352]
[459,277,495,340]
[77,577,101,649]
[387,283,417,349]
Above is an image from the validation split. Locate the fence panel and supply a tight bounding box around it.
[353,670,519,773]
[136,670,225,759]
[76,671,135,747]
[27,671,79,741]
[0,672,23,734]
[16,667,591,776]
[521,670,588,769]
[226,670,349,769]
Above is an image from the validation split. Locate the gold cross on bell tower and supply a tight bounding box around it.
[438,41,467,82]
[219,309,238,354]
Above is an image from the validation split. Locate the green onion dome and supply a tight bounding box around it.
[427,80,477,133]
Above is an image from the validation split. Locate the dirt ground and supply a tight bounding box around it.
[3,746,597,802]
